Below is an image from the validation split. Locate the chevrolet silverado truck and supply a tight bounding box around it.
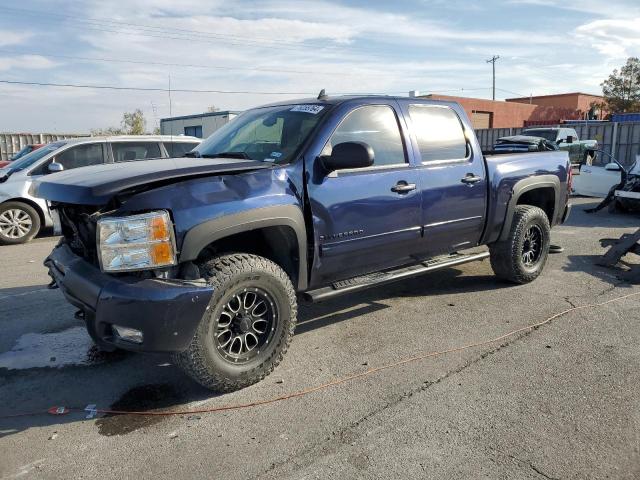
[521,127,597,165]
[35,95,571,392]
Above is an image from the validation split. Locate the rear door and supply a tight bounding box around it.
[400,101,487,256]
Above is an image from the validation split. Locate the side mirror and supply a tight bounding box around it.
[566,136,574,144]
[320,142,374,172]
[605,162,621,171]
[48,161,64,174]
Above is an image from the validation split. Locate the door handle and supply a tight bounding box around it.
[391,181,417,193]
[461,174,482,185]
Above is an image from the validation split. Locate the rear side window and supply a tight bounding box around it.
[111,142,162,162]
[164,142,198,157]
[326,105,405,166]
[55,143,105,170]
[409,106,467,162]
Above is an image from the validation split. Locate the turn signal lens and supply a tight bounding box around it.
[150,215,170,241]
[150,242,173,265]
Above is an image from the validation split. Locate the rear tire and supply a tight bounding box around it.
[0,201,41,245]
[174,253,297,392]
[489,205,550,284]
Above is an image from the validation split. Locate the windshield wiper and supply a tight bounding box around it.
[202,151,250,160]
[183,151,201,158]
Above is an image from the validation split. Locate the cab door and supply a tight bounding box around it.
[307,101,422,287]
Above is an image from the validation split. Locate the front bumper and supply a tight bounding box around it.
[45,243,213,353]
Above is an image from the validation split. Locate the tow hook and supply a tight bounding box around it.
[74,310,85,321]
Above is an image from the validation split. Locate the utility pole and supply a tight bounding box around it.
[486,55,500,100]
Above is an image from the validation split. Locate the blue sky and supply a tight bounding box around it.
[0,0,638,132]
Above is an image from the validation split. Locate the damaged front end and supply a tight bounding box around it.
[44,202,213,353]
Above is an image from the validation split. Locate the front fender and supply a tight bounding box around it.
[179,205,308,291]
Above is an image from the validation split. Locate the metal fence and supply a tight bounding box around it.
[476,122,640,167]
[0,133,88,162]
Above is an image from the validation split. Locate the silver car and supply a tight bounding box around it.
[0,135,201,244]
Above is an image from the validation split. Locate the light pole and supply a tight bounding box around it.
[486,55,500,100]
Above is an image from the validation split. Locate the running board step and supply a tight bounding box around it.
[303,251,490,303]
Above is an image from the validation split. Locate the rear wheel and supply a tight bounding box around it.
[174,253,297,392]
[489,205,551,284]
[0,201,41,245]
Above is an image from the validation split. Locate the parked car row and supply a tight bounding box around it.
[0,135,200,244]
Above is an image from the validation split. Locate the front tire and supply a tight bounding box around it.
[489,205,551,284]
[0,201,41,245]
[175,253,297,392]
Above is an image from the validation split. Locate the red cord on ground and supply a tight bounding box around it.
[1,289,639,420]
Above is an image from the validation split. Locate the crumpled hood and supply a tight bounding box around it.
[31,157,271,205]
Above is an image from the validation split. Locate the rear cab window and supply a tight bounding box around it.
[408,105,468,163]
[111,142,162,162]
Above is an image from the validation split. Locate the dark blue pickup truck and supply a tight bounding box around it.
[35,95,571,391]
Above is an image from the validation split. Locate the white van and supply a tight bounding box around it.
[0,135,200,244]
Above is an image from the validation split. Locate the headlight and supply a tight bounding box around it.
[97,211,177,272]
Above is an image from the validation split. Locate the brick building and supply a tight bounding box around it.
[412,92,605,129]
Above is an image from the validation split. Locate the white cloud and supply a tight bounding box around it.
[0,30,32,47]
[574,18,640,59]
[0,55,58,72]
[0,0,628,131]
[508,0,640,17]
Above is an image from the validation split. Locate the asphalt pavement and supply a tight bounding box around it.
[1,197,639,479]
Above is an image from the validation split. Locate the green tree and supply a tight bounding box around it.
[601,57,640,114]
[91,109,149,136]
[122,109,147,134]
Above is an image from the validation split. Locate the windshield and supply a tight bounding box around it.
[7,141,66,173]
[10,145,32,161]
[522,129,557,142]
[194,104,329,164]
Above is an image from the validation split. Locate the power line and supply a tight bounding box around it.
[0,49,400,79]
[0,79,512,98]
[0,6,363,56]
[0,79,412,96]
[0,79,310,95]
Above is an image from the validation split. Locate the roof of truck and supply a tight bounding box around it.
[261,95,458,108]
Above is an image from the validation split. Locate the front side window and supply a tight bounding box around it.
[325,105,405,166]
[409,105,467,163]
[55,143,105,170]
[111,142,162,162]
[13,142,66,175]
[195,104,329,164]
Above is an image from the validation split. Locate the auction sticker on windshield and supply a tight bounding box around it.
[290,105,324,114]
